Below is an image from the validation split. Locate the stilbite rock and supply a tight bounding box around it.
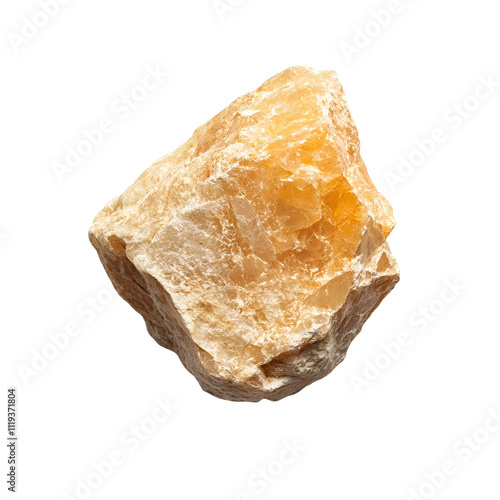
[89,66,399,401]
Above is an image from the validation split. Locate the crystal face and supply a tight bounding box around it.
[89,66,399,401]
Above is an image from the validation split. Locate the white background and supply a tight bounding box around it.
[2,0,500,499]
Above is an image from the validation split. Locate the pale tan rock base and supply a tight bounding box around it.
[89,66,399,402]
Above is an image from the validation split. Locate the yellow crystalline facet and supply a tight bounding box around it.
[89,66,399,401]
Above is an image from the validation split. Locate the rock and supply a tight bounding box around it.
[89,66,399,402]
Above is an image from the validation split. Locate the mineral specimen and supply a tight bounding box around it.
[89,66,399,402]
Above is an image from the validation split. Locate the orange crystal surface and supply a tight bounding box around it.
[90,66,399,401]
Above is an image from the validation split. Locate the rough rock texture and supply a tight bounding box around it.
[89,66,399,402]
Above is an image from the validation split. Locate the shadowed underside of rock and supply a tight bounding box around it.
[89,66,399,402]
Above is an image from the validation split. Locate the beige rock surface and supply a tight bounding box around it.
[89,66,399,401]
